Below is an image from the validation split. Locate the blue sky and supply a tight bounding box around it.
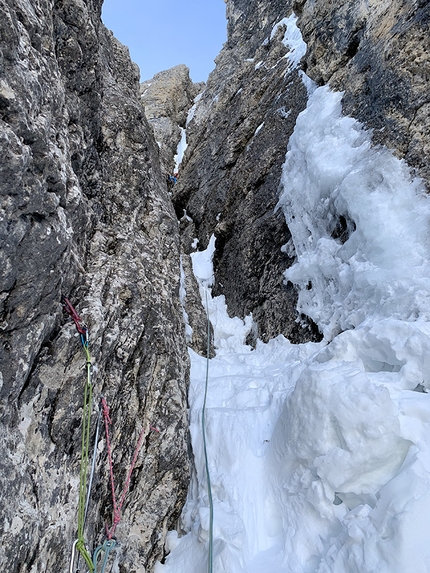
[102,0,227,83]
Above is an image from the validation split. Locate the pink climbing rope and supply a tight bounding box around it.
[64,297,88,336]
[101,398,158,539]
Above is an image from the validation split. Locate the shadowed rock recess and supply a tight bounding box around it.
[174,0,319,345]
[1,0,429,571]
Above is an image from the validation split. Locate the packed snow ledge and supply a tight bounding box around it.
[157,17,430,573]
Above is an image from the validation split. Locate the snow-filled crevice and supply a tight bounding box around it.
[172,91,204,178]
[174,127,188,173]
[157,13,430,573]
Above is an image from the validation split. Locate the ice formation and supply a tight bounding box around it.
[156,15,430,573]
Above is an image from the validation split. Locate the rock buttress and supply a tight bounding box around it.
[140,64,204,179]
[0,0,189,571]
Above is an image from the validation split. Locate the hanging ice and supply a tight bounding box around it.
[277,86,430,340]
[270,14,307,68]
[174,127,188,172]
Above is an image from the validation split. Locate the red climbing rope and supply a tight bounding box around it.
[64,297,88,336]
[101,397,157,539]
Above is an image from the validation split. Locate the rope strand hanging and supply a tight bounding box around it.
[64,297,95,572]
[65,297,160,573]
[203,289,214,573]
[101,397,157,540]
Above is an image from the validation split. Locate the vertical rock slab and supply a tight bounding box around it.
[140,65,204,178]
[0,1,189,571]
[173,0,320,343]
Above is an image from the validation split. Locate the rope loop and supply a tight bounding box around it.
[113,510,122,527]
[101,398,111,425]
[64,297,89,337]
[75,538,94,572]
[101,397,150,540]
[65,299,159,570]
[93,539,117,573]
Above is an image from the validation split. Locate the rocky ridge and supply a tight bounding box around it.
[140,65,204,178]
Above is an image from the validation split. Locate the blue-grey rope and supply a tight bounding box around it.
[202,289,214,573]
[84,405,102,525]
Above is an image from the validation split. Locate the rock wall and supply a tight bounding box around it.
[174,0,321,344]
[174,0,429,345]
[0,1,189,571]
[1,0,429,570]
[140,65,204,178]
[295,0,430,186]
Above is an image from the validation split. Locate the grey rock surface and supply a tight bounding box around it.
[173,0,321,344]
[295,0,430,187]
[0,1,189,571]
[140,65,204,178]
[1,0,430,570]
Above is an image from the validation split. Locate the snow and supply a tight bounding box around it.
[156,13,430,573]
[275,106,291,119]
[277,86,430,340]
[299,69,317,96]
[270,14,307,68]
[187,92,204,127]
[254,122,264,136]
[190,235,216,287]
[174,127,188,172]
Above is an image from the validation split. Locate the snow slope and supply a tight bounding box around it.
[156,15,430,573]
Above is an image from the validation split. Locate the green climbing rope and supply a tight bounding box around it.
[64,297,95,572]
[85,405,102,525]
[76,336,95,572]
[202,289,214,573]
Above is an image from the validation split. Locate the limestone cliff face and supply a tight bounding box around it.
[1,0,429,571]
[295,0,430,186]
[140,65,204,178]
[174,0,429,345]
[174,0,320,344]
[0,1,189,571]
